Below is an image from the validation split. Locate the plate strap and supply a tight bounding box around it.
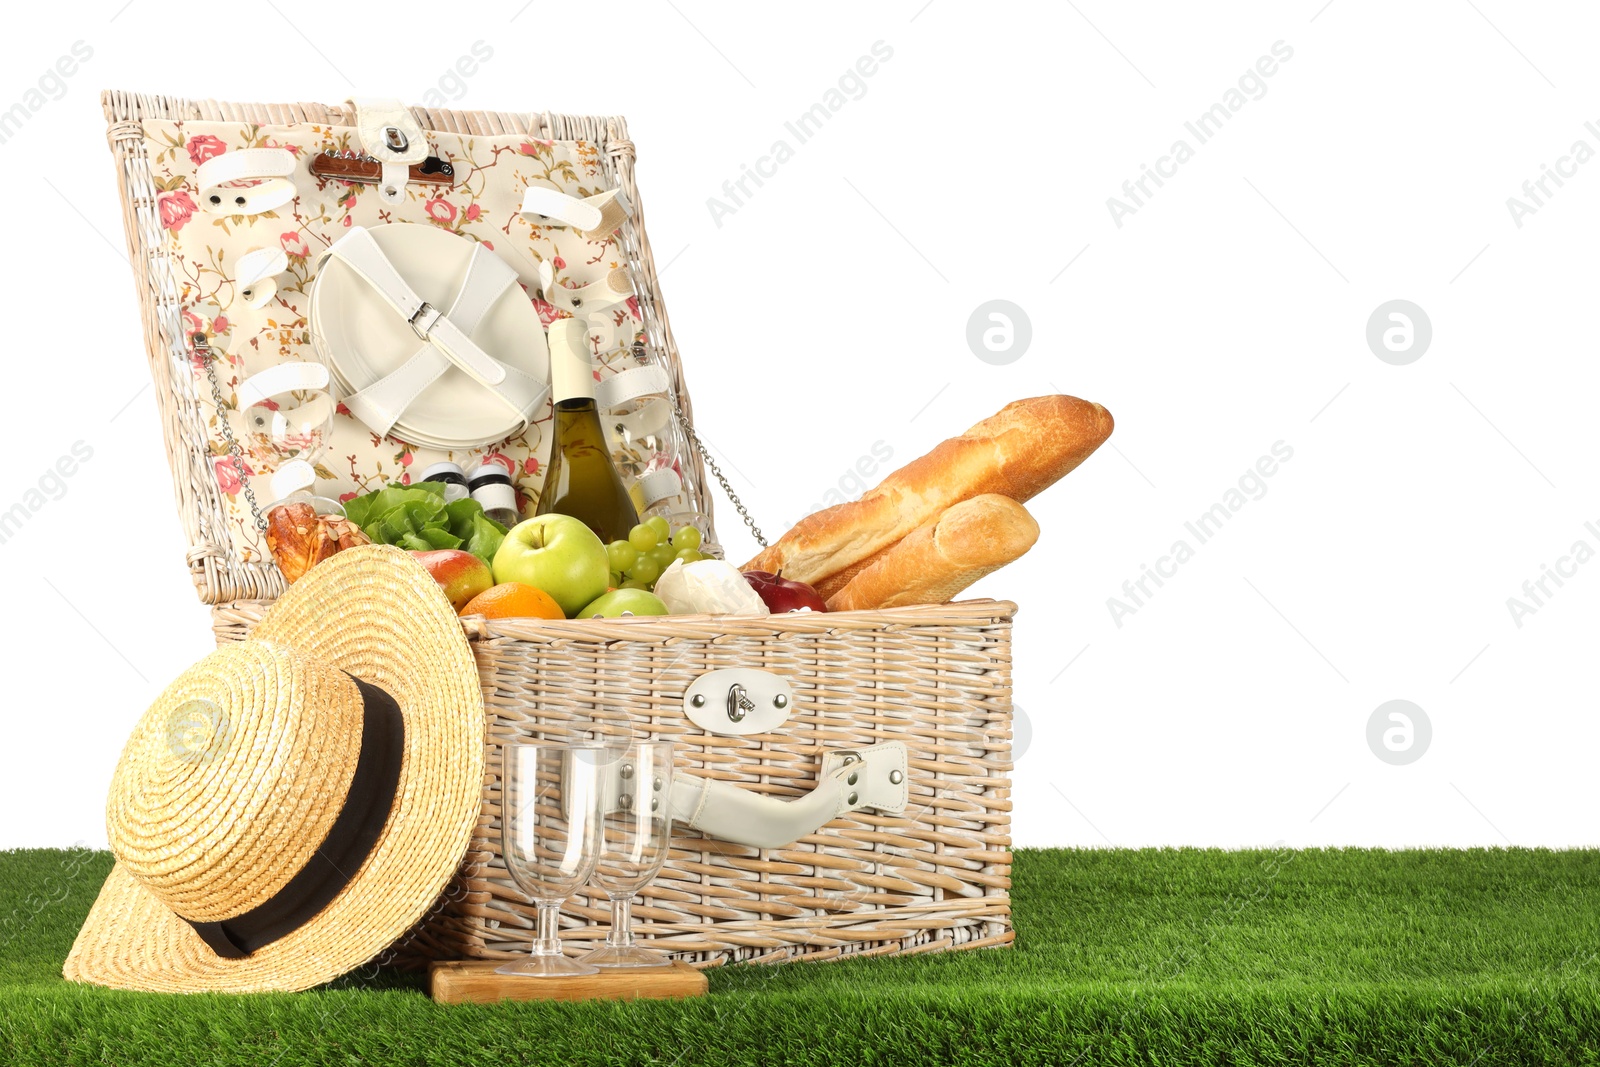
[319,227,549,439]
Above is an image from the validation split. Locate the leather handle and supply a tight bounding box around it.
[665,742,909,849]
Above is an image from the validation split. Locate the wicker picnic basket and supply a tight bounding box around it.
[106,91,1015,968]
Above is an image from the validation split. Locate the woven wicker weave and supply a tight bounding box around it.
[213,598,1016,966]
[103,91,712,604]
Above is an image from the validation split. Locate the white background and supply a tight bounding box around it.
[2,1,1595,850]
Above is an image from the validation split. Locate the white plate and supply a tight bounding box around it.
[310,223,547,449]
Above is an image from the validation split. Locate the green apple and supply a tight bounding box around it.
[578,588,670,619]
[492,515,610,617]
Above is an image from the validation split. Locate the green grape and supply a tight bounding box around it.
[675,547,700,563]
[671,525,702,551]
[648,544,676,570]
[627,523,659,551]
[621,578,652,590]
[630,556,661,584]
[609,571,624,588]
[644,515,671,540]
[607,540,640,572]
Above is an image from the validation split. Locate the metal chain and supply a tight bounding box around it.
[193,332,268,534]
[673,406,767,548]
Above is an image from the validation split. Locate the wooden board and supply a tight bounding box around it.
[429,959,708,1005]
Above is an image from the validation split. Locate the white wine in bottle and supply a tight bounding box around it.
[535,320,641,543]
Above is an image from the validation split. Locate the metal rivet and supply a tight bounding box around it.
[620,762,635,780]
[651,797,659,812]
[773,694,788,710]
[847,772,858,786]
[846,792,858,806]
[691,694,706,708]
[619,793,633,809]
[440,163,453,176]
[889,770,904,785]
[653,776,663,792]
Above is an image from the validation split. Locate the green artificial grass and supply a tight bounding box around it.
[2,847,1599,1066]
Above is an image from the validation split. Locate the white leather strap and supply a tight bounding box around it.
[537,260,634,314]
[197,148,298,216]
[379,161,408,204]
[581,188,632,238]
[234,247,289,309]
[520,186,632,238]
[520,186,602,231]
[341,243,529,437]
[636,466,682,506]
[236,361,329,409]
[666,742,909,850]
[320,228,550,436]
[346,97,427,164]
[347,98,428,204]
[232,363,334,452]
[269,458,317,499]
[595,364,670,409]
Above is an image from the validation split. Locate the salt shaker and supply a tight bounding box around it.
[468,461,521,527]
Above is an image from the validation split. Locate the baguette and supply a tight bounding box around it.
[825,495,1038,611]
[744,394,1112,586]
[814,548,886,601]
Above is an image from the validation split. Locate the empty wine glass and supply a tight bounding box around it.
[497,741,614,977]
[580,741,676,968]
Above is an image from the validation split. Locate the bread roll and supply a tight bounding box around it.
[266,503,370,584]
[825,495,1038,611]
[744,394,1112,586]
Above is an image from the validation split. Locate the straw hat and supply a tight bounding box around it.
[63,545,484,993]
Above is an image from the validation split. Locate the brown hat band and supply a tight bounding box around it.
[186,676,405,959]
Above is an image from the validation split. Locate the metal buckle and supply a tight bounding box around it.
[408,302,442,340]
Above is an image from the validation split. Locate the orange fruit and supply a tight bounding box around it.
[459,582,565,620]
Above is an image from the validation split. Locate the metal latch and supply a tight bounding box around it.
[684,668,794,736]
[726,683,757,723]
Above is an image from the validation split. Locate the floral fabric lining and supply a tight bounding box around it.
[145,119,647,562]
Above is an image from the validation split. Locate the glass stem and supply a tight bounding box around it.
[606,895,635,949]
[533,900,563,958]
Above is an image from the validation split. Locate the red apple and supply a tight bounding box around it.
[411,549,494,611]
[743,570,827,613]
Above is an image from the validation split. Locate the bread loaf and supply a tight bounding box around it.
[825,495,1039,611]
[814,550,883,601]
[744,394,1112,586]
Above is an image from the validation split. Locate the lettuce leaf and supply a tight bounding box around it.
[342,481,509,567]
[445,498,507,562]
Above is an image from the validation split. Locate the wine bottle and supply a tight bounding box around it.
[535,320,641,543]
